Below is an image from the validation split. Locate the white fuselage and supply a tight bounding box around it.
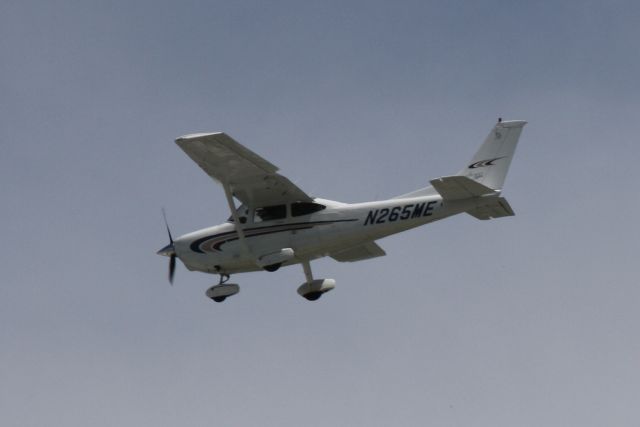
[173,194,485,275]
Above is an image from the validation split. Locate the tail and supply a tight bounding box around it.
[457,119,527,191]
[394,119,527,221]
[442,118,526,219]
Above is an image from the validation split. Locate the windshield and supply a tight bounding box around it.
[227,204,249,223]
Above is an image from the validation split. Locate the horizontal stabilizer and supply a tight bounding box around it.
[330,241,386,262]
[430,176,498,200]
[466,197,515,220]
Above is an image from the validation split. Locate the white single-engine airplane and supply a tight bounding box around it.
[158,119,527,302]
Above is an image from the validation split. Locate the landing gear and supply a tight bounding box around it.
[297,260,335,301]
[263,263,282,272]
[205,273,239,302]
[257,248,294,272]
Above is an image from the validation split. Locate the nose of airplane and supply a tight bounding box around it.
[156,242,175,257]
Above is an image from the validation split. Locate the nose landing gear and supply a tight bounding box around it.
[205,274,239,302]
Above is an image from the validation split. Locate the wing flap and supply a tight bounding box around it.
[330,241,386,262]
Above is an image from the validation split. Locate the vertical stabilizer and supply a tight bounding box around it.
[458,120,527,191]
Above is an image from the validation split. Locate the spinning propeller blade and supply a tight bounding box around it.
[158,208,177,285]
[162,208,173,244]
[169,253,176,285]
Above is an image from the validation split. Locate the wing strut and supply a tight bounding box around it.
[222,183,253,259]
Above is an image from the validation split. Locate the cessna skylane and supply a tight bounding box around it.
[157,119,527,302]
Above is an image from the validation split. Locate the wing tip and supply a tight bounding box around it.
[497,120,527,128]
[175,132,224,143]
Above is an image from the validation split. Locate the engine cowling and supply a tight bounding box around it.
[297,279,335,301]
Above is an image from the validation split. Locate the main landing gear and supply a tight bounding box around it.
[205,261,335,302]
[297,260,335,301]
[205,274,240,302]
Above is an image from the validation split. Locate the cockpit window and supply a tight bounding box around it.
[227,215,248,224]
[254,204,287,223]
[227,205,249,223]
[291,202,326,217]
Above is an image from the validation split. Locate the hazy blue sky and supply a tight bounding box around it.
[2,1,639,426]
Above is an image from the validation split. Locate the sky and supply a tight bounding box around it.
[1,0,640,425]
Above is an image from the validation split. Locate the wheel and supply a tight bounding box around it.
[263,263,282,272]
[206,283,239,301]
[303,292,323,301]
[297,279,335,301]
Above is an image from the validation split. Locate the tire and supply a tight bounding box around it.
[303,292,323,301]
[263,263,282,272]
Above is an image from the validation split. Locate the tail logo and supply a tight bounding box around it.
[468,156,506,169]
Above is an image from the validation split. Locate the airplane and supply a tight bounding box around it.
[157,118,527,302]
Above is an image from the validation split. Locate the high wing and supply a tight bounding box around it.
[330,241,386,262]
[175,133,312,207]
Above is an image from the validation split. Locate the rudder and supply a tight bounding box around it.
[458,119,527,191]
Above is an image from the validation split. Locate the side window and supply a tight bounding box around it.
[291,202,326,217]
[227,205,249,224]
[254,204,287,223]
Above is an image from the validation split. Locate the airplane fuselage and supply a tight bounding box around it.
[173,193,487,275]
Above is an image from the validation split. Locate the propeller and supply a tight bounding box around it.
[168,251,176,284]
[157,208,177,285]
